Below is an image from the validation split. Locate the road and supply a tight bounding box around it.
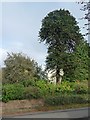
[12,107,89,118]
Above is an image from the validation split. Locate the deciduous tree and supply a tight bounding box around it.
[3,52,46,84]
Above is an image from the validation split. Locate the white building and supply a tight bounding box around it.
[47,69,64,84]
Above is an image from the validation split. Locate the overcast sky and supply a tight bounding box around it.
[1,2,87,68]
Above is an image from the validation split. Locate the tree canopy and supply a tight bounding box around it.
[2,52,47,84]
[39,9,84,83]
[79,0,90,36]
[63,40,89,81]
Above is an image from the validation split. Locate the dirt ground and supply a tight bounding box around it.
[1,99,44,117]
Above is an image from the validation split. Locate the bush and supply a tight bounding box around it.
[54,80,88,95]
[35,80,49,97]
[2,83,24,102]
[23,86,41,99]
[2,80,88,102]
[44,94,88,106]
[73,81,88,94]
[0,95,2,101]
[54,81,74,95]
[35,80,57,97]
[21,79,36,87]
[35,80,88,97]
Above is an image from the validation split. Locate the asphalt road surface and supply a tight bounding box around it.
[12,107,89,118]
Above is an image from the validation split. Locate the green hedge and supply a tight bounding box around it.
[44,94,88,106]
[2,84,24,102]
[2,80,88,103]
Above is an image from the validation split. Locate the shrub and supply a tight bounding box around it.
[73,82,88,94]
[35,80,49,97]
[23,86,41,99]
[54,81,74,95]
[2,80,88,102]
[0,95,2,101]
[36,80,57,97]
[21,79,36,87]
[2,84,24,102]
[55,80,88,95]
[44,94,88,106]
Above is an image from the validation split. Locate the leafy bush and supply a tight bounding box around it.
[21,79,36,87]
[35,80,57,97]
[44,94,88,106]
[35,80,49,97]
[2,84,24,102]
[35,80,88,97]
[23,86,41,99]
[2,79,88,102]
[0,95,2,101]
[54,80,88,95]
[73,81,88,94]
[55,81,74,94]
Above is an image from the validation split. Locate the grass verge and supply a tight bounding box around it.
[2,103,89,117]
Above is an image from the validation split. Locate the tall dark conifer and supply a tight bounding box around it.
[39,9,83,83]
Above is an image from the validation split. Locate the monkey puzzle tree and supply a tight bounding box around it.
[39,9,83,84]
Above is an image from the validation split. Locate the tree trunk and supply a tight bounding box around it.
[56,67,60,84]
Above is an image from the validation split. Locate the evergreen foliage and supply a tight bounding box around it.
[39,9,84,83]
